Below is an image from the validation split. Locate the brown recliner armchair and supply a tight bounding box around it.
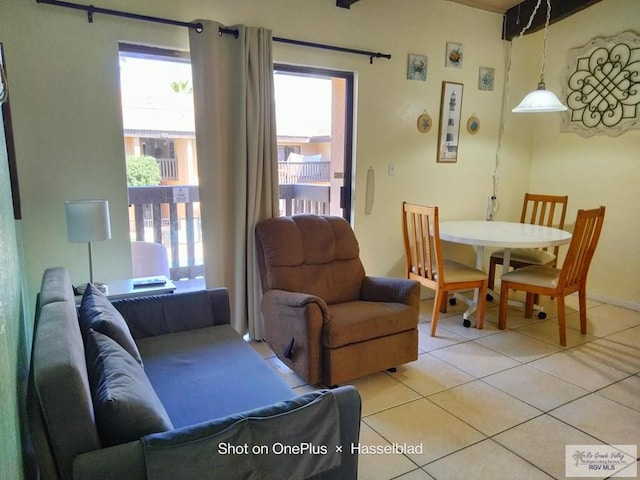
[255,214,420,386]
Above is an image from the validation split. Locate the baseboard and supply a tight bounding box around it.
[584,292,640,312]
[420,285,640,312]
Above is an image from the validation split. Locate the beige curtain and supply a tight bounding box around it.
[189,21,279,339]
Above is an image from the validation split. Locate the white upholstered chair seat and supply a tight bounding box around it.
[439,260,488,283]
[411,259,486,283]
[500,265,559,289]
[490,248,555,265]
[491,248,556,265]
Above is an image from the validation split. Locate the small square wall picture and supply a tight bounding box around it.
[407,54,428,81]
[478,66,495,91]
[445,42,463,68]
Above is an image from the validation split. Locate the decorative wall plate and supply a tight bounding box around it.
[562,31,640,137]
[417,112,432,133]
[466,115,480,135]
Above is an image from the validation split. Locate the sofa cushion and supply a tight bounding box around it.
[136,325,295,428]
[323,301,418,348]
[79,283,143,366]
[85,330,173,447]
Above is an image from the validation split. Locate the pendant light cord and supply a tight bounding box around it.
[517,0,552,86]
[492,40,513,202]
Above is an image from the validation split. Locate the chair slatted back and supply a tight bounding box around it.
[559,206,606,292]
[521,193,569,260]
[402,203,442,288]
[521,193,568,227]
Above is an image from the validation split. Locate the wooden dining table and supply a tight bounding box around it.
[438,220,572,325]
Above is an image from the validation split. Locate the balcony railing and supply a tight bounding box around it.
[155,157,178,181]
[128,182,331,280]
[128,185,202,281]
[279,184,330,216]
[278,161,330,184]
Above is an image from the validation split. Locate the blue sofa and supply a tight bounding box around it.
[28,267,361,479]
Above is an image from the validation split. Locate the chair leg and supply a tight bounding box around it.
[557,296,567,347]
[439,291,448,314]
[475,281,488,330]
[431,289,445,337]
[524,293,535,318]
[498,283,509,330]
[579,286,588,334]
[487,258,498,292]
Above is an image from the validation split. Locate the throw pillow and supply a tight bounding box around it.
[79,283,143,366]
[85,329,173,447]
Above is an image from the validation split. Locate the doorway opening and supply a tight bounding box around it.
[274,65,354,221]
[118,44,204,285]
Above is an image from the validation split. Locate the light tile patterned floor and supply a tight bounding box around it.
[250,295,640,479]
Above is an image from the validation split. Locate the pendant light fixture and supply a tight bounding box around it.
[512,0,567,113]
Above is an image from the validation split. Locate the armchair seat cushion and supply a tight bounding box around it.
[324,301,418,348]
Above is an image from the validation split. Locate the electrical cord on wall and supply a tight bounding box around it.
[488,38,514,221]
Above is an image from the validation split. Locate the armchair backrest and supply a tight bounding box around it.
[255,215,365,305]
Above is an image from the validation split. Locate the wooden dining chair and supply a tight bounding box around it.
[498,206,606,346]
[488,193,568,295]
[402,202,488,336]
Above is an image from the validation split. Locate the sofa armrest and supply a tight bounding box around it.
[111,289,231,340]
[73,440,146,480]
[360,276,420,309]
[74,387,361,480]
[261,289,328,384]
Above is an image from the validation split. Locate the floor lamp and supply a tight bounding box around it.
[65,199,112,294]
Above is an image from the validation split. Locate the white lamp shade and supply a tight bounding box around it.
[512,84,568,113]
[65,200,112,243]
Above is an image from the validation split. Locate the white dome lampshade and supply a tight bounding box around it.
[511,0,568,114]
[512,82,568,113]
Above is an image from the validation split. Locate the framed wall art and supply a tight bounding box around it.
[437,81,464,163]
[417,112,432,133]
[445,42,463,69]
[407,53,428,81]
[562,31,640,137]
[478,67,495,91]
[466,115,480,134]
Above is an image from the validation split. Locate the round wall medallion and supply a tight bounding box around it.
[417,113,432,133]
[466,115,480,135]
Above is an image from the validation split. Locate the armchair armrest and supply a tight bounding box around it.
[360,276,420,308]
[261,289,328,384]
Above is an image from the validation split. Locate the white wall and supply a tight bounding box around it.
[1,0,636,308]
[506,0,640,308]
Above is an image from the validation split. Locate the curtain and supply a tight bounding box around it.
[189,21,279,339]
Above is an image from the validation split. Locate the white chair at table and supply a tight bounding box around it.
[130,241,170,278]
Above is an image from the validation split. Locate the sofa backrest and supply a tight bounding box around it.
[255,214,365,305]
[29,267,100,480]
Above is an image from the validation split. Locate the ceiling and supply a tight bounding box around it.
[336,0,603,40]
[336,0,522,14]
[446,0,521,13]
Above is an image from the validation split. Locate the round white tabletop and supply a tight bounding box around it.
[438,220,572,249]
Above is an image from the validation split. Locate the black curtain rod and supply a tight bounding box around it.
[219,27,390,64]
[36,0,204,32]
[36,0,391,64]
